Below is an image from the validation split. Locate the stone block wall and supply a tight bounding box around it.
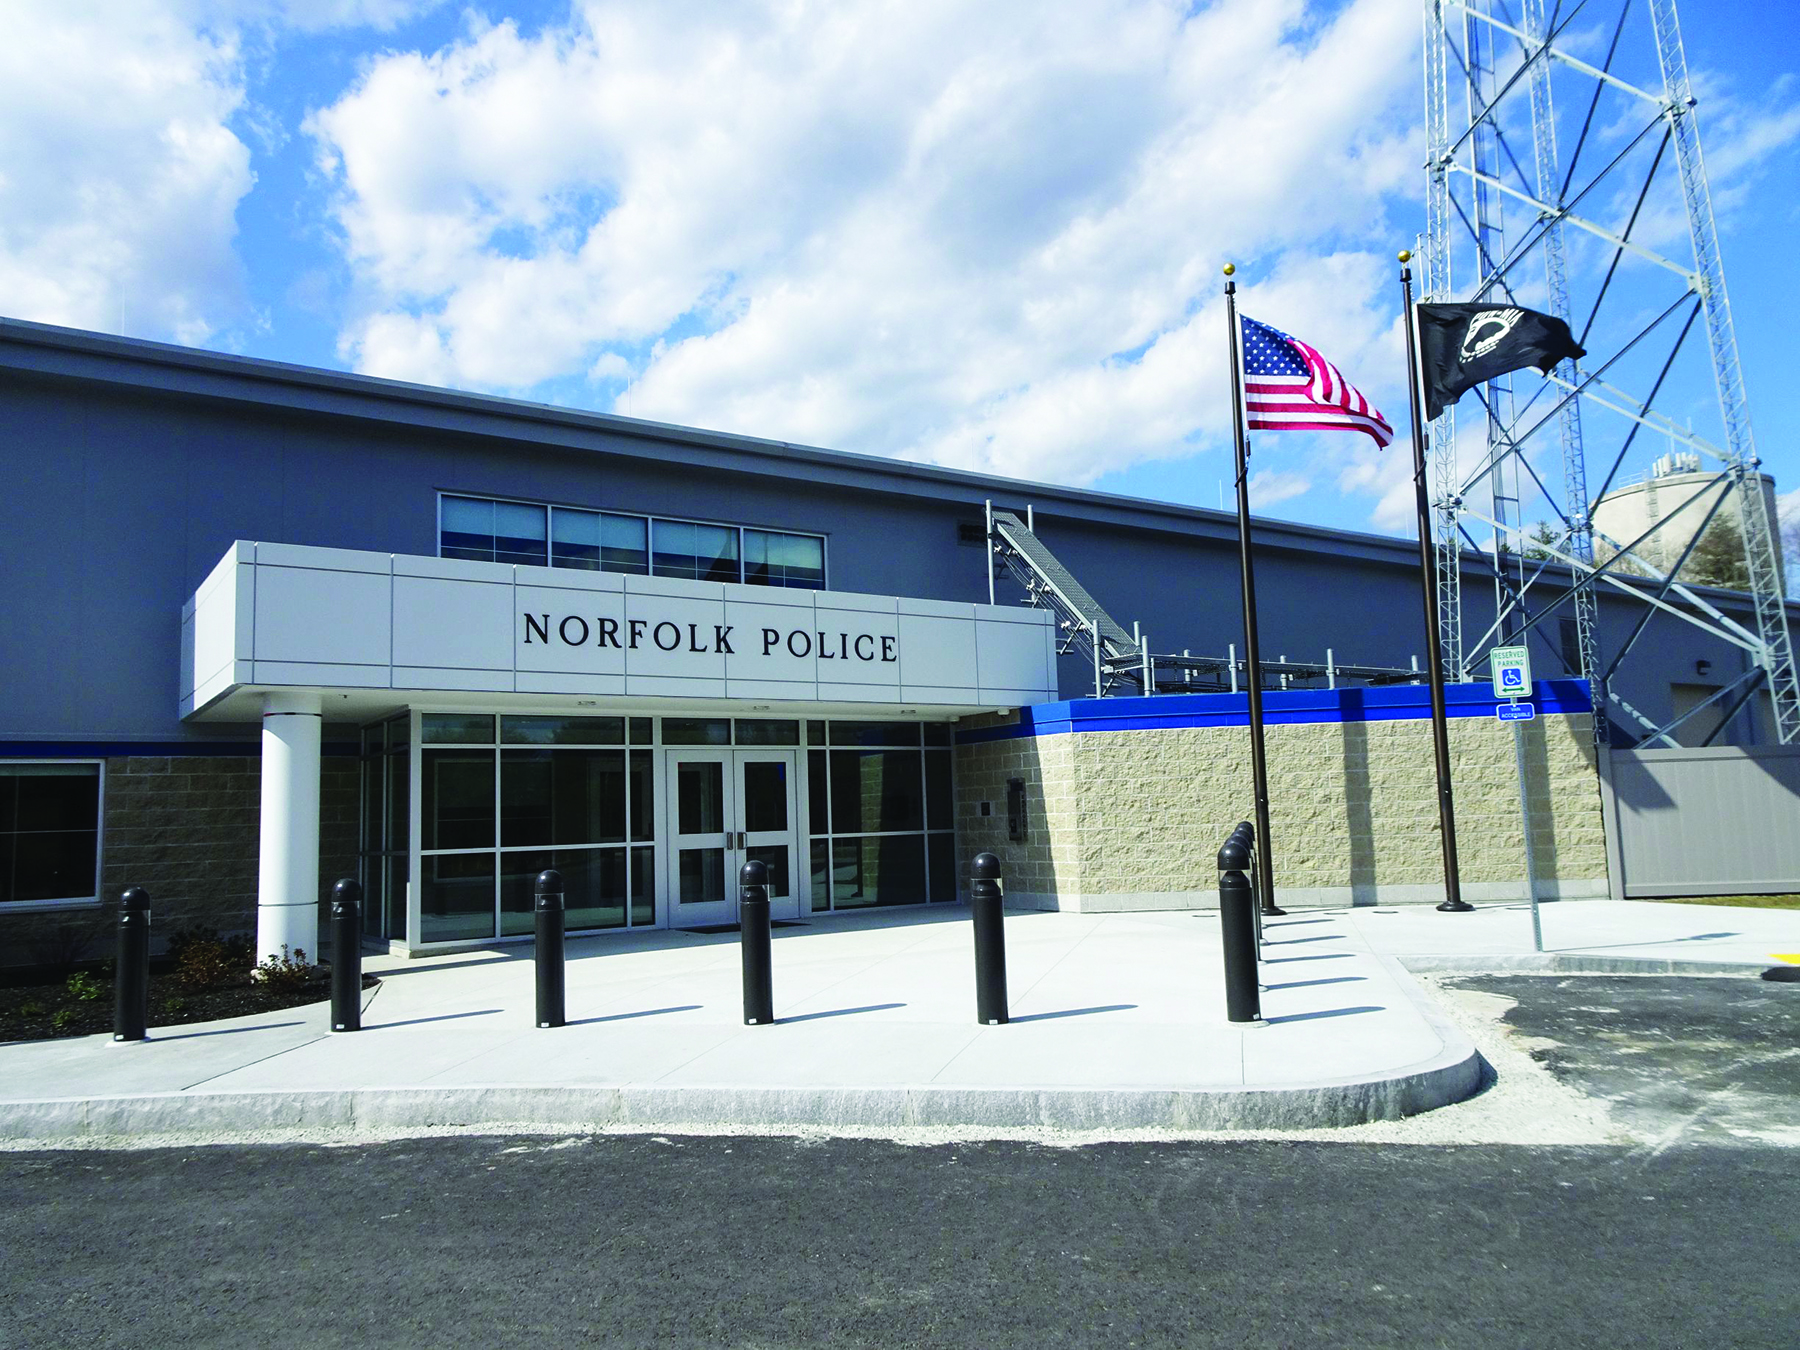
[1,752,360,970]
[954,695,1607,911]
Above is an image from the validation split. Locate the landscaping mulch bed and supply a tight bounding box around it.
[0,967,377,1044]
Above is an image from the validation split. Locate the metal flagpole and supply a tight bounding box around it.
[1399,251,1473,913]
[1223,265,1284,918]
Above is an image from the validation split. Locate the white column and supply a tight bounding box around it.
[257,691,323,965]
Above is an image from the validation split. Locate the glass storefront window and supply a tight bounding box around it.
[829,835,925,909]
[652,519,740,583]
[734,719,799,745]
[420,853,495,943]
[806,722,953,914]
[421,749,494,851]
[663,718,730,746]
[808,750,828,834]
[551,508,649,574]
[925,750,953,829]
[629,847,655,926]
[500,848,629,935]
[828,750,923,834]
[415,719,658,943]
[440,495,547,567]
[629,751,654,842]
[744,529,825,589]
[399,713,955,940]
[928,833,957,904]
[827,721,922,747]
[422,713,494,744]
[502,715,625,745]
[502,749,627,847]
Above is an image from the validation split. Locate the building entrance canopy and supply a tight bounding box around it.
[181,542,1058,721]
[179,543,1053,960]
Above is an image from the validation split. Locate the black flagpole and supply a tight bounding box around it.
[1399,251,1473,913]
[1223,264,1284,918]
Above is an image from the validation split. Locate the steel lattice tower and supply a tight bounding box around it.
[1421,0,1799,746]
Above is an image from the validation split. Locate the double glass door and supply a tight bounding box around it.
[666,749,801,926]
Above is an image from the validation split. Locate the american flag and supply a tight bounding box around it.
[1240,315,1393,448]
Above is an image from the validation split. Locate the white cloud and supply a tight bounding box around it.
[308,0,1424,508]
[0,0,447,345]
[0,3,253,342]
[1248,469,1313,507]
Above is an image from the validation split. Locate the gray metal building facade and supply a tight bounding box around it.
[1,318,1789,959]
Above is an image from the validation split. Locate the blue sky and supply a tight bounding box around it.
[4,0,1797,546]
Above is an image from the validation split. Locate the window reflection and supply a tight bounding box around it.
[440,495,547,567]
[744,529,825,588]
[441,495,823,589]
[652,519,739,583]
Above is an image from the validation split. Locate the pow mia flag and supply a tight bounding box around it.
[1415,303,1586,420]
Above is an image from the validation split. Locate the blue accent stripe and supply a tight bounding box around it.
[1,741,362,758]
[955,680,1593,744]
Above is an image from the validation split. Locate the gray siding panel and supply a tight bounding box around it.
[1606,745,1800,895]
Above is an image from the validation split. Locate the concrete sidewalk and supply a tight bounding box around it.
[3,899,1796,1140]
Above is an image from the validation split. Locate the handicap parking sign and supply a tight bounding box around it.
[1489,646,1532,701]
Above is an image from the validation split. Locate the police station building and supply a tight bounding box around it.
[0,318,1787,965]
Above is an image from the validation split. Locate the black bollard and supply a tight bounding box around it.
[1239,818,1286,917]
[1217,838,1262,1023]
[740,859,774,1025]
[329,878,362,1033]
[1228,824,1263,944]
[112,887,150,1043]
[970,852,1009,1025]
[535,868,566,1029]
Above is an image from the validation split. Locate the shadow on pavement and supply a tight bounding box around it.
[570,1005,703,1025]
[779,1003,907,1023]
[1010,1004,1138,1023]
[364,1009,503,1030]
[150,1020,308,1042]
[1264,1005,1384,1024]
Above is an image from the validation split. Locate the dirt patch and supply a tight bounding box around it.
[0,968,376,1043]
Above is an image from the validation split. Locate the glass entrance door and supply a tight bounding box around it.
[666,749,801,926]
[737,750,799,923]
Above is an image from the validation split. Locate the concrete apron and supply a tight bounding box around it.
[0,907,1489,1138]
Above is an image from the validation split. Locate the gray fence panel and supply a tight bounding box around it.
[1603,745,1800,897]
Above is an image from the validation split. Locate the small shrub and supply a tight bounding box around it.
[162,996,188,1014]
[19,1000,44,1017]
[50,1009,75,1030]
[173,939,240,993]
[167,926,251,966]
[251,946,317,993]
[65,971,105,1002]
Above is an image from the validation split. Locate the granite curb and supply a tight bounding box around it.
[0,1043,1484,1140]
[1398,954,1772,977]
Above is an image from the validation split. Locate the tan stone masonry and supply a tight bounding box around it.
[953,711,1607,910]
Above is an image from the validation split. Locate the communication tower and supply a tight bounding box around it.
[1421,0,1797,745]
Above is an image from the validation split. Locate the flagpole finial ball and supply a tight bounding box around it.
[1397,249,1412,263]
[1222,262,1235,276]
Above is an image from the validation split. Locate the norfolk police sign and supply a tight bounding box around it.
[523,611,900,665]
[182,542,1057,718]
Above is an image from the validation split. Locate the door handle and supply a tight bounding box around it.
[736,831,746,850]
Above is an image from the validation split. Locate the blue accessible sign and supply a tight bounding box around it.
[1496,702,1536,722]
